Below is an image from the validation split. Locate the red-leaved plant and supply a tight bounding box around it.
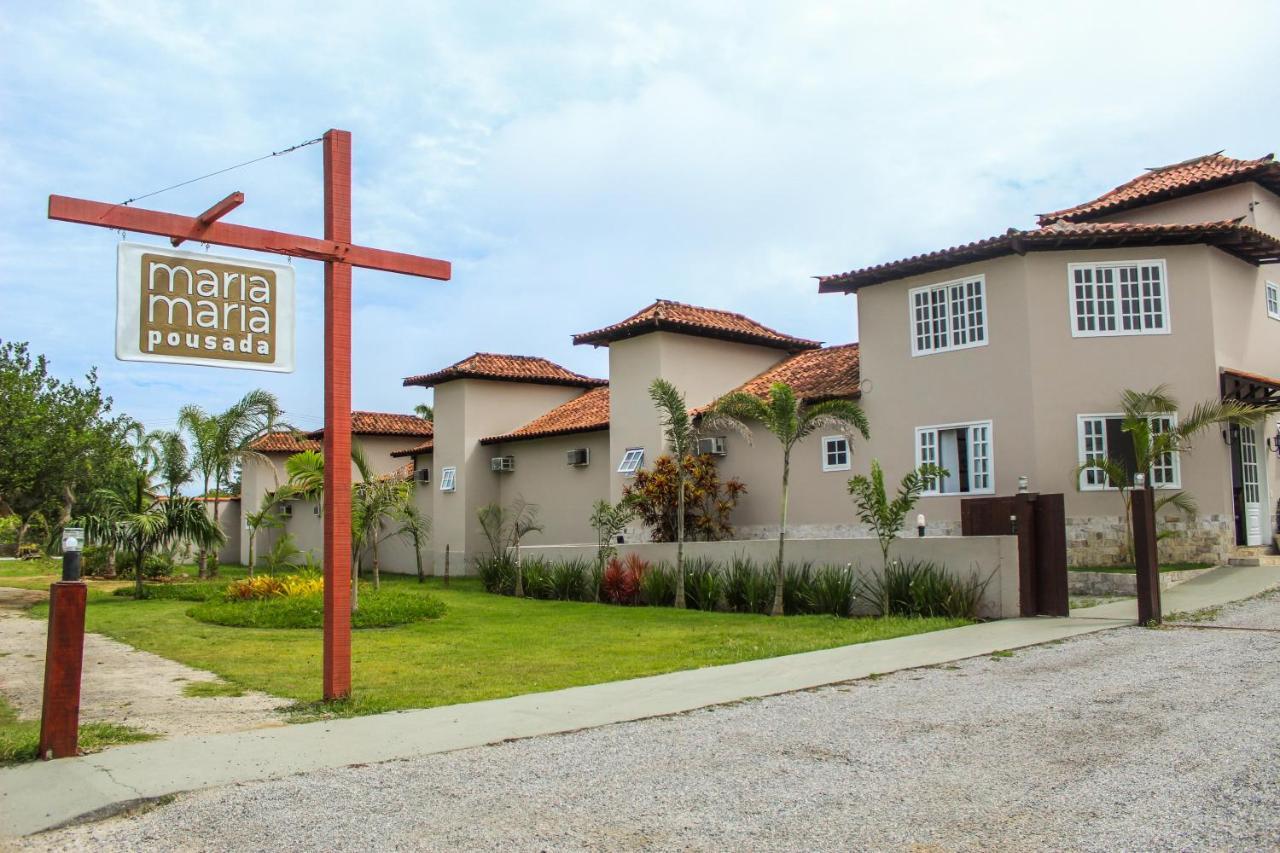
[601,553,648,605]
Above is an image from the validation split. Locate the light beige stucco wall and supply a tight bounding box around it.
[201,499,241,565]
[519,536,1021,619]
[605,331,789,525]
[431,379,585,573]
[1092,182,1261,229]
[489,430,611,549]
[709,424,868,538]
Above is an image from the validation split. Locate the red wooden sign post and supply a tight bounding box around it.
[49,129,451,702]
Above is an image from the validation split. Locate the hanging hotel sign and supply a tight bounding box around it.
[116,242,295,372]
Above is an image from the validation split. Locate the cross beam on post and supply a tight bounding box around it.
[48,129,451,700]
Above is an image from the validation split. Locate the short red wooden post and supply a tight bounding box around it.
[38,582,88,759]
[322,129,354,700]
[1131,484,1162,626]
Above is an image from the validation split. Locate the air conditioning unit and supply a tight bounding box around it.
[490,456,515,472]
[415,467,431,484]
[566,448,590,467]
[696,436,727,456]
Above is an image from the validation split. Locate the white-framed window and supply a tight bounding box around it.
[439,466,456,492]
[1068,260,1170,337]
[915,420,994,495]
[909,275,988,356]
[1076,414,1180,490]
[1266,281,1280,321]
[822,436,851,471]
[617,448,644,475]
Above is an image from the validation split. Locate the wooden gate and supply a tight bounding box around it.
[960,493,1069,617]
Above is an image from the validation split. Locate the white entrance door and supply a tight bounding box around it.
[1239,425,1263,546]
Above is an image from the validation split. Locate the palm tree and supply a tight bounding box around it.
[648,379,697,609]
[178,405,221,577]
[1076,385,1271,564]
[414,403,434,421]
[153,429,192,498]
[394,500,431,583]
[81,423,223,598]
[244,486,292,576]
[179,390,285,577]
[710,381,869,616]
[351,450,410,595]
[476,498,544,597]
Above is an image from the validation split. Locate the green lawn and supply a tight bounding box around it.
[1069,562,1213,574]
[18,573,969,717]
[0,695,154,765]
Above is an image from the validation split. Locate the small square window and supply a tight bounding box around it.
[1266,282,1280,321]
[618,448,644,475]
[439,466,456,492]
[822,436,850,471]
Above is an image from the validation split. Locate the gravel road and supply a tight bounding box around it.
[24,591,1280,852]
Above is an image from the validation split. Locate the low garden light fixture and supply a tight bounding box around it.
[1134,473,1147,488]
[60,527,84,582]
[916,513,926,537]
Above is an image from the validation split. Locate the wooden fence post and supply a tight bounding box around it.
[1131,483,1161,626]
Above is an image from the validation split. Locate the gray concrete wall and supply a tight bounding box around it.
[517,535,1021,619]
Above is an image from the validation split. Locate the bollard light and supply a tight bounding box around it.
[1134,473,1146,488]
[916,513,926,537]
[60,527,84,582]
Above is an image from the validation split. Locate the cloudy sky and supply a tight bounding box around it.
[3,1,1278,435]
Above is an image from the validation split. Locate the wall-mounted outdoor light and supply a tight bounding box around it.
[1267,423,1280,459]
[1017,475,1029,494]
[916,513,926,537]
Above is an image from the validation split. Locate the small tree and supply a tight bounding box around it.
[395,500,431,583]
[244,488,291,576]
[477,498,543,597]
[710,382,870,616]
[1075,385,1272,563]
[847,459,947,571]
[589,499,633,600]
[623,454,746,543]
[647,379,697,609]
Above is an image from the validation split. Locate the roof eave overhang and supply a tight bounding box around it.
[403,372,606,390]
[478,423,610,446]
[1038,166,1280,226]
[573,320,820,352]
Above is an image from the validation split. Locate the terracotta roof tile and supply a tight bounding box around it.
[480,386,610,445]
[819,219,1280,293]
[1039,153,1280,225]
[390,438,434,458]
[403,353,606,389]
[305,412,433,440]
[573,299,821,351]
[250,432,322,453]
[691,345,860,415]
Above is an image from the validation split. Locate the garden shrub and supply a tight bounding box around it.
[783,561,816,615]
[548,558,590,601]
[113,582,220,602]
[622,454,747,542]
[855,559,993,620]
[682,557,723,611]
[639,561,677,607]
[115,552,173,579]
[224,573,324,601]
[17,543,42,560]
[81,545,110,576]
[724,555,772,614]
[602,553,646,605]
[477,555,516,595]
[810,564,856,617]
[189,587,445,629]
[521,558,554,600]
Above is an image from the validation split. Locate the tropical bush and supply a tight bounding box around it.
[724,555,773,614]
[682,557,723,611]
[224,572,324,601]
[810,564,857,617]
[115,551,174,579]
[623,454,747,543]
[549,558,590,601]
[476,554,516,595]
[639,562,677,607]
[783,561,817,615]
[855,559,993,620]
[189,587,444,629]
[520,558,554,600]
[601,553,646,605]
[17,542,42,560]
[113,582,220,601]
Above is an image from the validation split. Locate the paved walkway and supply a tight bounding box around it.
[0,589,288,740]
[2,564,1276,839]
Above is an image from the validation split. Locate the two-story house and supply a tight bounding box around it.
[817,153,1280,564]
